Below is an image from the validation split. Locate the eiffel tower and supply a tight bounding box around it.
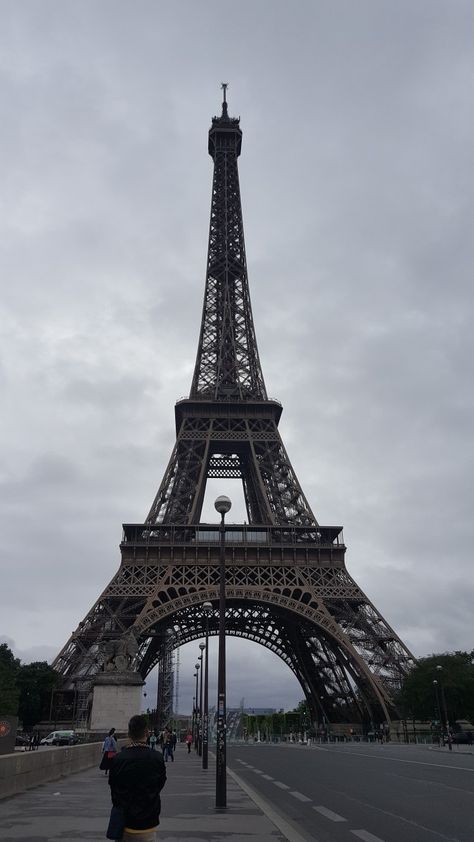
[53,87,414,730]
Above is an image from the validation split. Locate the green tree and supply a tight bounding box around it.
[0,642,20,715]
[397,652,474,724]
[17,662,61,730]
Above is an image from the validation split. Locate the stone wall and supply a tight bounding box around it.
[0,741,124,800]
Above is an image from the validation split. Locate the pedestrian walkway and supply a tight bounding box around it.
[0,746,288,841]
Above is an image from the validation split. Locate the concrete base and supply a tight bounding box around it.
[90,674,144,733]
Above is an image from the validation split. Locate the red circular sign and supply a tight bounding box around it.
[0,720,12,738]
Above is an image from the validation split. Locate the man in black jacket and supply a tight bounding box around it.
[109,714,166,842]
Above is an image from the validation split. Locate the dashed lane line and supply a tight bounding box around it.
[227,765,316,842]
[273,781,290,789]
[351,831,386,842]
[290,791,312,802]
[261,774,274,780]
[313,805,347,822]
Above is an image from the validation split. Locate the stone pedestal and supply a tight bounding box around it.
[90,672,144,733]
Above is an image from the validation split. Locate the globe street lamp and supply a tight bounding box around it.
[198,643,205,756]
[202,601,213,770]
[214,494,231,810]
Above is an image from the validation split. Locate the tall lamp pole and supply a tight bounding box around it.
[194,663,200,751]
[433,680,440,726]
[214,494,232,810]
[202,601,212,770]
[198,644,205,756]
[192,689,196,744]
[436,665,451,749]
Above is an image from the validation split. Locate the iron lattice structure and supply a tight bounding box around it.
[53,92,414,729]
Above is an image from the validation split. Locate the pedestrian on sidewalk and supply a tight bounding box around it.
[108,714,166,842]
[163,730,174,762]
[185,731,192,753]
[100,728,118,776]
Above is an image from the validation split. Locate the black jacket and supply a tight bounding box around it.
[109,745,166,830]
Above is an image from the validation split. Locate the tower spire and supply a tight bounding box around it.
[221,81,228,118]
[191,91,266,400]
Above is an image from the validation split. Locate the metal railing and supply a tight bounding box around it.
[121,523,344,547]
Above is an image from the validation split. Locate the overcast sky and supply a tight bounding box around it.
[1,1,473,714]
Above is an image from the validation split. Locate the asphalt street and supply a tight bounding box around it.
[226,741,474,842]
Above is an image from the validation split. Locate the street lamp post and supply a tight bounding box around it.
[202,601,212,770]
[198,643,205,756]
[433,679,441,738]
[214,494,232,810]
[194,663,200,752]
[436,665,451,749]
[192,690,196,745]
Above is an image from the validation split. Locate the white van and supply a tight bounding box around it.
[40,730,78,746]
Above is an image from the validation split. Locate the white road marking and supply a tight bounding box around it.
[351,831,386,842]
[261,774,274,780]
[273,780,290,789]
[227,766,314,842]
[330,786,458,841]
[313,805,347,822]
[290,790,311,802]
[253,768,264,774]
[330,748,474,773]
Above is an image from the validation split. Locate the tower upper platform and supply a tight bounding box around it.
[208,93,242,157]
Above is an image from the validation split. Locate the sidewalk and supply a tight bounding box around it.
[0,746,292,841]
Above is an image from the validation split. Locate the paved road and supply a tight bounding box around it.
[226,741,474,842]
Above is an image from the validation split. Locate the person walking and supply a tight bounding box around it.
[149,731,157,750]
[163,730,174,762]
[100,728,118,776]
[185,731,192,754]
[108,714,166,842]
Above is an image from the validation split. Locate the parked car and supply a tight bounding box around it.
[451,730,474,744]
[40,730,79,746]
[442,722,474,745]
[15,734,29,749]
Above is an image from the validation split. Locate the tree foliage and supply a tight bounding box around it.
[17,662,61,730]
[0,643,20,715]
[397,652,474,723]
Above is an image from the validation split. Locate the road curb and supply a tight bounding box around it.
[226,764,315,842]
